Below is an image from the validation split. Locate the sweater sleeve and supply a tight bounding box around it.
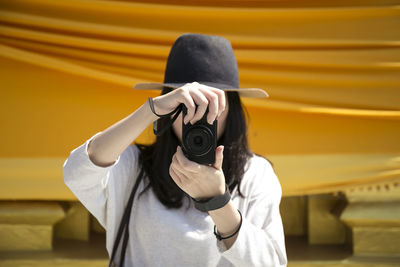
[217,157,288,267]
[62,132,138,229]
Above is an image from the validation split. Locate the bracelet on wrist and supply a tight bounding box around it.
[191,184,231,212]
[214,209,242,241]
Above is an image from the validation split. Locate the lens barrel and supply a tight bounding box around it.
[181,105,217,165]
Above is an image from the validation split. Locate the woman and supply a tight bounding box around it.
[63,33,287,267]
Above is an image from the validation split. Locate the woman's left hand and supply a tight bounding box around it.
[169,146,225,200]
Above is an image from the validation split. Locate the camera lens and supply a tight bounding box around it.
[184,125,213,156]
[193,136,203,146]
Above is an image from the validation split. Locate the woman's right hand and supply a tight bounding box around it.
[151,82,226,125]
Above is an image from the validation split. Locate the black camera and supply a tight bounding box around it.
[181,105,217,165]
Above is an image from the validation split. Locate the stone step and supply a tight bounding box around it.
[0,234,107,267]
[1,235,399,266]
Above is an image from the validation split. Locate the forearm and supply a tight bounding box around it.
[88,100,158,167]
[208,200,241,249]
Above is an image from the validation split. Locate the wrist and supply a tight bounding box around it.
[145,98,160,122]
[214,209,242,240]
[208,201,241,235]
[193,185,225,202]
[191,184,230,212]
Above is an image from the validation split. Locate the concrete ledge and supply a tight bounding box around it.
[0,201,65,225]
[341,201,400,256]
[0,201,65,251]
[341,202,400,227]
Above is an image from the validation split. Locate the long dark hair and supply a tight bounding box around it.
[134,88,253,208]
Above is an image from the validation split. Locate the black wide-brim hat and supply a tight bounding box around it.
[133,33,269,98]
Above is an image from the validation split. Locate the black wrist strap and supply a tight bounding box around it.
[148,97,181,118]
[148,97,183,136]
[191,184,231,212]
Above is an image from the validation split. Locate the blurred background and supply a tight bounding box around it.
[1,0,400,266]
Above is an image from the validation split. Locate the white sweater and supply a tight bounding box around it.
[63,132,287,267]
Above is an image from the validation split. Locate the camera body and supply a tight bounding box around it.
[181,105,217,165]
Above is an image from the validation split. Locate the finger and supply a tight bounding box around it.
[198,87,219,124]
[171,153,189,175]
[200,85,226,119]
[175,146,201,173]
[177,89,196,124]
[213,145,224,170]
[216,89,226,118]
[171,152,195,183]
[169,164,183,186]
[171,162,190,184]
[188,87,209,124]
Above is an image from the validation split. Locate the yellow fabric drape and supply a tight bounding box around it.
[1,0,399,198]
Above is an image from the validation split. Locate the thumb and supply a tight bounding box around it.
[213,145,224,170]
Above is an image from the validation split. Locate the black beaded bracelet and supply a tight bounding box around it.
[214,209,242,241]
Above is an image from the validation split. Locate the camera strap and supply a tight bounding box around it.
[108,175,141,267]
[148,97,183,136]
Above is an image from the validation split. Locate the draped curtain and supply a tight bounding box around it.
[1,0,399,198]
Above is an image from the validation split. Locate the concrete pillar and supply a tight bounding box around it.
[308,194,348,244]
[54,201,90,241]
[280,196,306,236]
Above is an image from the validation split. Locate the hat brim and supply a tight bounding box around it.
[133,82,269,98]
